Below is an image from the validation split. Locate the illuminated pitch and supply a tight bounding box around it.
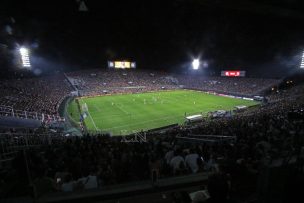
[68,90,259,135]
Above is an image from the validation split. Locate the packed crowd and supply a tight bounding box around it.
[176,75,279,96]
[0,70,279,117]
[0,74,72,115]
[1,89,303,201]
[267,83,304,102]
[66,69,279,96]
[1,70,302,202]
[66,69,178,96]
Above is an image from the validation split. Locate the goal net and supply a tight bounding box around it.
[82,103,88,112]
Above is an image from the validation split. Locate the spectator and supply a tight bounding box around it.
[185,148,200,173]
[61,174,75,192]
[165,147,174,165]
[170,149,185,175]
[77,171,98,190]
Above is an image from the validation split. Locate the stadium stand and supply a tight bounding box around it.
[65,69,279,96]
[66,69,179,96]
[0,70,303,202]
[0,86,303,201]
[0,74,72,115]
[176,75,280,96]
[0,70,279,118]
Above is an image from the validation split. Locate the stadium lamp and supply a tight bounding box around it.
[19,47,27,54]
[192,59,200,70]
[301,50,304,69]
[19,47,31,68]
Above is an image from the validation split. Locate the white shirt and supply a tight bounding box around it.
[61,181,75,192]
[78,175,98,190]
[170,155,185,171]
[190,190,210,202]
[165,150,174,164]
[185,153,199,173]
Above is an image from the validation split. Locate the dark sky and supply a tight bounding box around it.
[1,0,304,77]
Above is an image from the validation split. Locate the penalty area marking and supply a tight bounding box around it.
[80,98,99,131]
[113,102,129,115]
[103,114,182,131]
[102,110,207,131]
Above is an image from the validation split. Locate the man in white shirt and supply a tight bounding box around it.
[170,150,185,174]
[165,149,174,165]
[77,172,98,190]
[185,149,199,173]
[61,174,76,192]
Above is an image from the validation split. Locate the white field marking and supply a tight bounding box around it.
[100,114,126,119]
[80,99,99,131]
[103,114,182,130]
[115,103,129,115]
[87,110,99,131]
[102,95,193,124]
[93,105,101,112]
[162,94,219,108]
[69,115,80,125]
[95,93,210,121]
[92,92,214,130]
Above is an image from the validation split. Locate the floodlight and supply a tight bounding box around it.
[192,59,200,70]
[19,47,31,68]
[301,51,304,69]
[19,47,27,54]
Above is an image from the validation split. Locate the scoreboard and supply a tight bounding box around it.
[108,61,136,69]
[221,70,246,77]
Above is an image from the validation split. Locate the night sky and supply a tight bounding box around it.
[1,0,304,77]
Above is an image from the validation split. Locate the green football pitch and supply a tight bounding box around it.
[68,90,259,135]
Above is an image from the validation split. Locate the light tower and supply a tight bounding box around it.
[301,50,304,69]
[19,47,31,68]
[192,59,200,70]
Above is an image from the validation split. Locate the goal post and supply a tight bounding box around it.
[82,103,88,112]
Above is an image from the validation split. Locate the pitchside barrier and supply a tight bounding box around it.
[146,123,179,133]
[83,123,179,136]
[36,172,213,203]
[176,134,236,145]
[183,88,256,99]
[185,114,203,123]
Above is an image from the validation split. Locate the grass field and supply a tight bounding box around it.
[68,90,259,135]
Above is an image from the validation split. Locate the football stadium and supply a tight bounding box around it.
[1,1,304,203]
[69,84,259,135]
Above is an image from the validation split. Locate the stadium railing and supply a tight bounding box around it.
[0,131,65,148]
[176,134,236,145]
[35,172,213,203]
[0,131,65,170]
[0,105,65,123]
